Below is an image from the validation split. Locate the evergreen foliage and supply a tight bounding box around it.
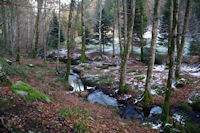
[158,0,170,46]
[48,12,65,49]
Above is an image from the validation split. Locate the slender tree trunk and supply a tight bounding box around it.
[1,4,7,47]
[117,0,123,58]
[99,0,103,57]
[10,1,14,55]
[66,0,75,82]
[44,0,47,62]
[27,13,30,53]
[167,0,174,56]
[176,0,181,54]
[56,0,61,71]
[119,0,136,92]
[123,0,128,48]
[142,0,161,106]
[161,0,178,124]
[81,0,86,63]
[112,3,116,58]
[139,0,145,62]
[175,0,191,78]
[16,7,20,63]
[34,0,42,58]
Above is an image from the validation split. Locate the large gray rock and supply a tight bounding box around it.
[120,104,144,121]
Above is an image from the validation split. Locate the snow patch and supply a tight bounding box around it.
[142,122,162,130]
[172,113,185,124]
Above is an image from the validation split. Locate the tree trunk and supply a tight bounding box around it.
[161,0,178,124]
[139,0,145,62]
[142,0,161,106]
[1,4,7,47]
[56,0,61,71]
[44,0,47,62]
[66,0,75,82]
[16,7,20,63]
[27,12,30,53]
[117,0,123,58]
[98,0,103,57]
[10,1,14,55]
[123,0,127,48]
[119,0,136,92]
[176,0,181,54]
[34,0,42,58]
[81,0,86,63]
[175,0,191,78]
[112,2,116,58]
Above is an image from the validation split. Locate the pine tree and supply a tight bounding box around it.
[158,0,170,46]
[49,12,65,49]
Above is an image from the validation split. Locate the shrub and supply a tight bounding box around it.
[182,103,192,112]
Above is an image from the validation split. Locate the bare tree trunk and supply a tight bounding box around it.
[161,0,178,125]
[117,0,123,58]
[119,0,136,92]
[34,0,42,58]
[43,0,47,62]
[10,1,14,55]
[167,0,174,56]
[81,0,86,63]
[142,0,161,106]
[99,0,103,57]
[16,7,20,63]
[175,0,191,78]
[176,0,181,54]
[112,2,116,58]
[1,4,7,47]
[66,0,75,82]
[56,0,61,71]
[123,0,127,48]
[139,0,145,62]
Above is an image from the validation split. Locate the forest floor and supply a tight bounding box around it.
[0,50,200,133]
[0,55,158,133]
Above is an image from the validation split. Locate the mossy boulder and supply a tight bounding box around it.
[11,81,50,102]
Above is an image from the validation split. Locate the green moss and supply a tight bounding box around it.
[119,84,132,94]
[135,76,145,80]
[97,65,109,69]
[140,89,152,106]
[0,57,9,67]
[11,81,50,102]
